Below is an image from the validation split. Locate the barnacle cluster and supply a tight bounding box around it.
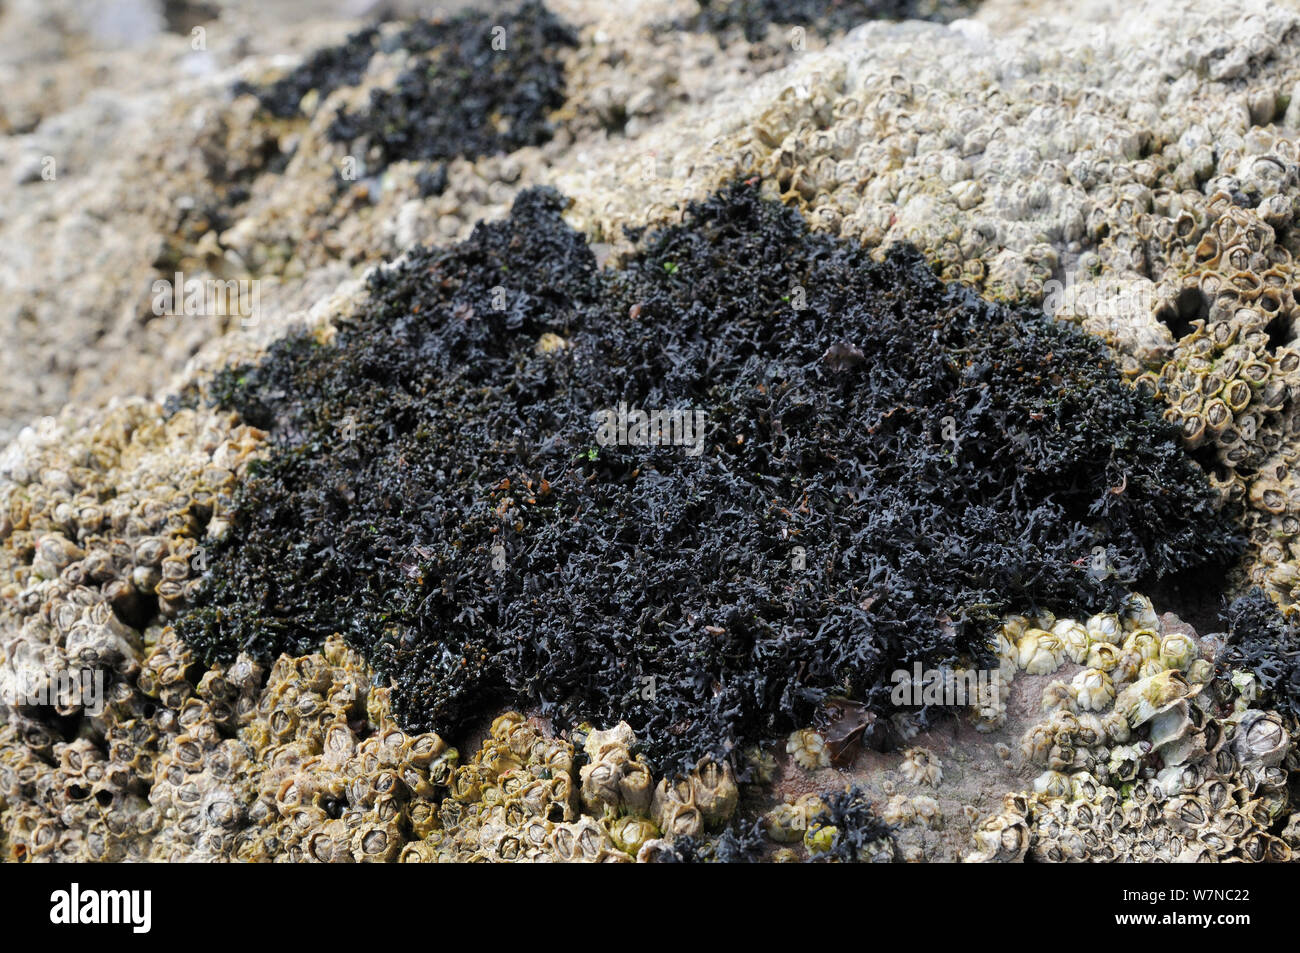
[968,596,1300,862]
[179,181,1236,771]
[0,618,746,862]
[1114,191,1300,608]
[0,401,263,723]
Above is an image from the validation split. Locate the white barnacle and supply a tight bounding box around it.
[1072,667,1115,712]
[1158,632,1198,672]
[899,746,943,787]
[1119,593,1160,632]
[1040,679,1078,713]
[912,795,942,829]
[785,729,829,770]
[1032,770,1072,798]
[883,794,916,827]
[1122,628,1161,661]
[1086,612,1123,645]
[1017,628,1065,675]
[1086,640,1121,672]
[1051,619,1091,664]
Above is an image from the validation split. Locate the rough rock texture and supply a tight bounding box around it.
[5,0,1300,861]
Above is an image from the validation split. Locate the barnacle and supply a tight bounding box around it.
[1119,594,1160,633]
[1052,619,1091,665]
[899,747,943,787]
[1159,633,1199,672]
[787,729,830,771]
[1041,681,1078,714]
[1018,629,1066,675]
[1115,671,1191,728]
[1086,613,1124,646]
[1122,629,1162,662]
[1072,669,1116,713]
[1086,641,1122,672]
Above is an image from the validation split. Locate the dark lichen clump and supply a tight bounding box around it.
[180,180,1240,771]
[233,3,575,187]
[683,0,981,43]
[327,2,576,171]
[1220,589,1300,725]
[805,785,895,862]
[234,25,381,120]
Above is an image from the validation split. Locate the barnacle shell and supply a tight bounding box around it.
[899,747,943,787]
[1159,633,1198,672]
[1086,641,1122,672]
[786,729,830,770]
[1119,594,1160,633]
[1032,770,1072,799]
[1234,710,1289,768]
[1072,668,1116,712]
[1052,619,1091,664]
[1086,613,1123,645]
[1040,680,1078,713]
[1115,670,1190,727]
[1018,629,1065,675]
[1122,629,1161,662]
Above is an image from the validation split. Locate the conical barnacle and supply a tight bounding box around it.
[1159,632,1199,672]
[912,795,942,830]
[688,757,738,827]
[964,811,1029,863]
[1086,613,1123,645]
[1072,668,1116,712]
[1021,722,1055,766]
[1040,680,1078,713]
[883,794,916,827]
[1017,628,1065,675]
[606,814,658,854]
[786,728,830,770]
[1032,771,1071,799]
[1233,710,1289,767]
[650,778,702,839]
[1115,670,1190,727]
[899,747,942,787]
[1086,641,1122,672]
[803,821,838,857]
[1052,619,1091,664]
[1122,629,1161,662]
[1119,594,1160,633]
[762,801,809,844]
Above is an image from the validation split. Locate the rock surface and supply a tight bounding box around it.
[4,0,1300,862]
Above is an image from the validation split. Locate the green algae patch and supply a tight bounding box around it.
[180,181,1240,771]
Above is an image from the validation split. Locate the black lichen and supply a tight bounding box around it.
[180,180,1240,772]
[327,2,576,171]
[234,25,381,120]
[648,817,768,862]
[1219,589,1300,724]
[683,0,980,43]
[804,784,894,862]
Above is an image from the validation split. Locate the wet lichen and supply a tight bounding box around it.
[1219,588,1300,725]
[681,0,980,43]
[327,3,576,172]
[234,25,381,120]
[180,180,1240,772]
